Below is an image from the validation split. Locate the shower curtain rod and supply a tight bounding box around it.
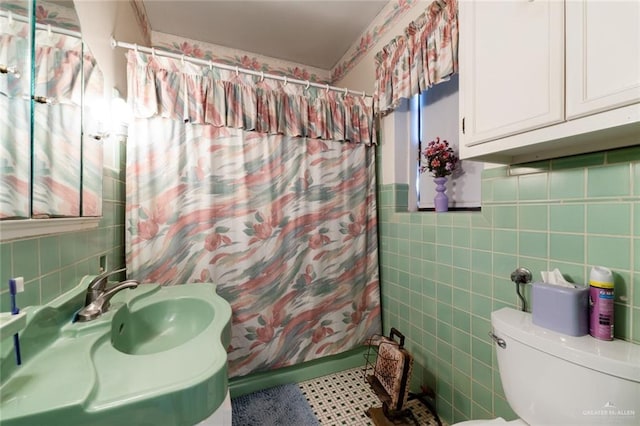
[0,11,81,38]
[111,38,372,99]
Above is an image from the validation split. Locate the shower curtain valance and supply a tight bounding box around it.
[127,51,376,145]
[375,0,458,116]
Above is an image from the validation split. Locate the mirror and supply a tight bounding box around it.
[0,0,31,219]
[0,0,104,222]
[82,50,104,217]
[32,0,83,217]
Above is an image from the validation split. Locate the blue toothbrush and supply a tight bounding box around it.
[9,277,24,365]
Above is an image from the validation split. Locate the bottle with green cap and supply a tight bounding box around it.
[589,266,614,340]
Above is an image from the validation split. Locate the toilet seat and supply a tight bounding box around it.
[454,417,528,425]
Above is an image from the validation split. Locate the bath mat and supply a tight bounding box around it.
[231,383,320,426]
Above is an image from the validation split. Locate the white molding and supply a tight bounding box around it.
[0,217,101,242]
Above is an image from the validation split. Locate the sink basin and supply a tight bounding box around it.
[111,297,213,355]
[0,278,232,426]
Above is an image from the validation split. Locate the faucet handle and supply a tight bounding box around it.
[85,267,127,306]
[89,267,127,290]
[76,279,139,322]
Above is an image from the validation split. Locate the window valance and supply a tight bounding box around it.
[127,51,376,145]
[375,0,458,116]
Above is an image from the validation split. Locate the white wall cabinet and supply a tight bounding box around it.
[459,0,564,146]
[459,0,640,164]
[566,0,640,120]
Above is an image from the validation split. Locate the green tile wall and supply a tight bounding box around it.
[377,146,639,424]
[0,138,127,311]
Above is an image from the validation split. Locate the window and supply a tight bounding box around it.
[411,75,482,210]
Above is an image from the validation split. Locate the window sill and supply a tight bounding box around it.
[417,207,482,212]
[0,217,101,242]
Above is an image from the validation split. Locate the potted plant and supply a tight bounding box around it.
[420,137,459,212]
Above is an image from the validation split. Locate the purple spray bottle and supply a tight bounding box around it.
[589,266,614,341]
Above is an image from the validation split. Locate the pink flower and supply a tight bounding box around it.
[301,265,314,285]
[151,204,168,224]
[240,56,259,70]
[253,222,273,240]
[256,325,274,342]
[307,139,329,155]
[347,222,362,237]
[397,0,411,10]
[331,65,344,82]
[291,67,310,80]
[204,232,232,251]
[178,42,204,58]
[192,47,204,58]
[421,137,459,178]
[309,233,330,249]
[35,5,49,21]
[359,33,373,51]
[312,326,334,343]
[138,220,159,240]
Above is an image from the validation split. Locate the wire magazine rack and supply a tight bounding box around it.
[363,328,418,424]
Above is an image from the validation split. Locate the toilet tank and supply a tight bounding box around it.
[491,308,640,425]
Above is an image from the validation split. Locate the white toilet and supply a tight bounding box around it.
[456,307,640,425]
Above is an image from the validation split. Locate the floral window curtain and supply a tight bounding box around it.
[375,0,458,116]
[126,51,380,377]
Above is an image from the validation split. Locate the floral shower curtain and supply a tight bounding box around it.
[126,51,381,377]
[0,16,30,219]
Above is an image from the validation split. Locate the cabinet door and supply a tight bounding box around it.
[566,0,640,119]
[460,0,565,146]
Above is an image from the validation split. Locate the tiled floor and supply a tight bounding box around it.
[299,367,441,426]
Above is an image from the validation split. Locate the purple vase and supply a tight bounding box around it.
[433,177,448,212]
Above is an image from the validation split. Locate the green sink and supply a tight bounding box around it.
[111,297,214,355]
[0,312,26,340]
[0,278,232,426]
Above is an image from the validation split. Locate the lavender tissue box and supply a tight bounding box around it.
[532,281,589,336]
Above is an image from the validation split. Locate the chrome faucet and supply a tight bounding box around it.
[76,268,140,322]
[84,267,127,306]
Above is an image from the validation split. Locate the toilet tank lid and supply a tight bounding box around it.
[491,308,640,383]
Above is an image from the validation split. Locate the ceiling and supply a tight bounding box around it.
[142,0,389,70]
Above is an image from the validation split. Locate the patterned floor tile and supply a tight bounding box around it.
[299,367,441,426]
